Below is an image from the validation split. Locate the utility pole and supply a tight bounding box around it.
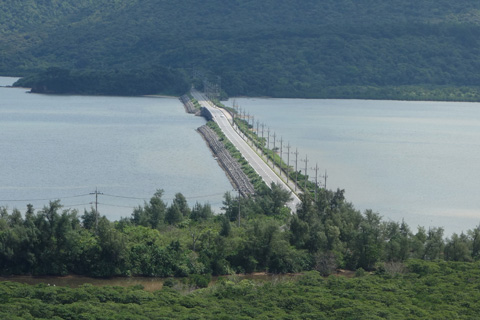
[302,155,308,191]
[233,100,238,128]
[241,109,247,139]
[311,163,319,202]
[285,142,291,184]
[272,132,277,170]
[321,169,329,204]
[322,170,328,189]
[238,107,243,127]
[261,123,265,152]
[266,127,270,164]
[249,114,254,146]
[237,189,241,227]
[279,136,283,177]
[293,148,299,191]
[90,187,103,231]
[255,120,260,151]
[246,113,251,144]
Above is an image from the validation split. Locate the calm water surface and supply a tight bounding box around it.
[228,98,480,236]
[0,77,232,219]
[3,75,480,236]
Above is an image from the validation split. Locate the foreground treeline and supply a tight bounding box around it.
[1,186,479,278]
[1,260,480,319]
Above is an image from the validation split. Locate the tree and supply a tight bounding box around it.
[146,189,167,228]
[255,183,292,216]
[444,233,471,262]
[93,217,128,277]
[219,215,231,237]
[289,214,310,249]
[423,227,445,260]
[130,189,166,228]
[7,208,23,227]
[81,208,97,230]
[354,210,383,270]
[383,220,411,262]
[411,226,427,259]
[468,224,480,261]
[165,205,183,225]
[172,193,190,218]
[190,202,213,222]
[222,192,239,222]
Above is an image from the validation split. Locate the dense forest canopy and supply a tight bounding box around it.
[3,0,480,98]
[1,185,480,278]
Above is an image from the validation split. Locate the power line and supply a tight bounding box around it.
[102,191,225,201]
[1,190,229,214]
[1,190,228,203]
[181,192,226,199]
[98,202,136,209]
[63,202,93,208]
[102,193,148,200]
[0,193,91,202]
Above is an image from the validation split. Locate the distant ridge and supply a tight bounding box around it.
[3,0,480,99]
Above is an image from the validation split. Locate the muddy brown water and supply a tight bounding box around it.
[0,273,298,292]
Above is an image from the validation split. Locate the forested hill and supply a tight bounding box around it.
[4,0,480,98]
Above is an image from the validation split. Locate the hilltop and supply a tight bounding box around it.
[3,0,480,98]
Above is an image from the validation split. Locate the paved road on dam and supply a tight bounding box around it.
[191,90,301,212]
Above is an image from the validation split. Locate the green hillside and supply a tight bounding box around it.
[3,0,480,98]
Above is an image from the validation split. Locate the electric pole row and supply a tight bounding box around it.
[231,102,330,199]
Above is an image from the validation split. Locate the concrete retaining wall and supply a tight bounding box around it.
[197,125,255,197]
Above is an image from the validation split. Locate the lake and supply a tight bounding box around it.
[2,75,479,236]
[0,77,232,220]
[227,98,480,236]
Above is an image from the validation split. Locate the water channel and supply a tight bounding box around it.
[0,273,294,292]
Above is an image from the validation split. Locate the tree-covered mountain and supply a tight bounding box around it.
[3,0,480,98]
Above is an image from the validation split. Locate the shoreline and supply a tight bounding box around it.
[3,76,480,103]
